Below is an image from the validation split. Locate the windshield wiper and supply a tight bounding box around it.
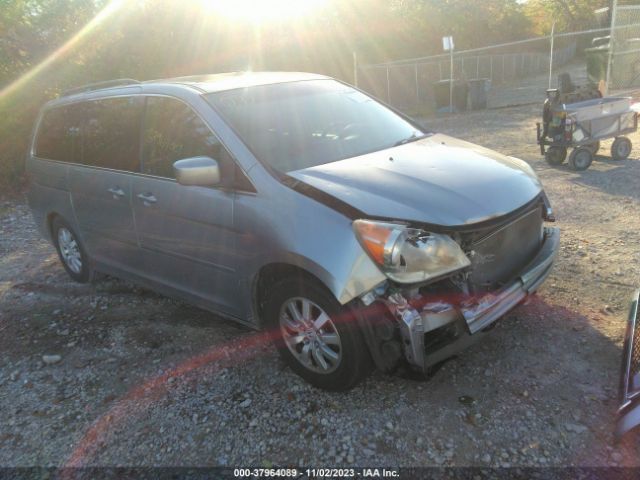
[393,132,430,147]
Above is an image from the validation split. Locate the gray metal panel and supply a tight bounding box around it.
[131,175,242,318]
[26,158,76,241]
[288,134,542,226]
[233,165,387,310]
[68,166,140,267]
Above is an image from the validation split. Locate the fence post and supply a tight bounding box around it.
[414,63,419,105]
[353,51,358,87]
[548,21,555,88]
[490,55,493,82]
[386,66,391,104]
[605,0,618,95]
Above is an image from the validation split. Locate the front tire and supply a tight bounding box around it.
[264,276,371,391]
[52,217,92,283]
[568,147,593,171]
[544,146,567,165]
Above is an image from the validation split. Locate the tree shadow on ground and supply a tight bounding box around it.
[564,156,640,201]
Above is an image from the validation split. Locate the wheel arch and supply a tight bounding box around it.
[252,262,337,328]
[46,211,61,239]
[45,210,87,250]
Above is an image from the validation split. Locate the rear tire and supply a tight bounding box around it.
[544,146,567,165]
[264,276,372,391]
[611,137,632,160]
[568,147,593,171]
[52,217,92,283]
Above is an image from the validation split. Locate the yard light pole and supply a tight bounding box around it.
[443,36,454,113]
[548,21,555,89]
[449,49,453,113]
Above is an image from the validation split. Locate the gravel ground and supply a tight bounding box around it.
[1,103,640,468]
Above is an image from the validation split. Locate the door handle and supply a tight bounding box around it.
[137,192,157,205]
[107,187,125,198]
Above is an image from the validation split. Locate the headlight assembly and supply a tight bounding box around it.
[353,219,471,284]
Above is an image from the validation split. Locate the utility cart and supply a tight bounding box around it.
[537,90,637,171]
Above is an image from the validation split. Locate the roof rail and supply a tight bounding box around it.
[62,78,141,97]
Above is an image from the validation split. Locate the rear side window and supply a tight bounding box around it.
[35,104,83,162]
[83,97,144,171]
[142,97,230,179]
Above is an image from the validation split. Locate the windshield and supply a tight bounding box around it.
[206,79,426,172]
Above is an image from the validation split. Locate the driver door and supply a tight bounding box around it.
[132,96,243,318]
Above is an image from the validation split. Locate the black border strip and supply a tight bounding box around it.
[0,467,635,480]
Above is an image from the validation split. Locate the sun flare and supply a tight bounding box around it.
[202,0,327,23]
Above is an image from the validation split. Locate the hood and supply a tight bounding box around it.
[287,133,542,227]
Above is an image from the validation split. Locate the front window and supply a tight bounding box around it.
[142,96,231,179]
[206,79,426,173]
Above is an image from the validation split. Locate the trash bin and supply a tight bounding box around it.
[434,79,468,113]
[468,78,490,110]
[557,72,575,94]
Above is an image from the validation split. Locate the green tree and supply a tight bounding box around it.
[525,0,609,33]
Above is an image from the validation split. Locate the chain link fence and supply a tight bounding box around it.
[610,5,640,90]
[356,8,640,115]
[358,38,563,112]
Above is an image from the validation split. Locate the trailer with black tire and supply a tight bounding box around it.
[536,91,637,171]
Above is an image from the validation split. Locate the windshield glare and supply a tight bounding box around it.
[206,80,425,172]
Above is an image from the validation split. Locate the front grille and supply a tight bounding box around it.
[466,207,543,291]
[615,291,640,439]
[631,324,640,386]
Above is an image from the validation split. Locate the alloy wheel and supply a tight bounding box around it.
[279,297,343,374]
[57,227,83,274]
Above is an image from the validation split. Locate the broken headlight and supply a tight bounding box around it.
[353,219,471,283]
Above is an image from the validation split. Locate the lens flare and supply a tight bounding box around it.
[202,0,328,23]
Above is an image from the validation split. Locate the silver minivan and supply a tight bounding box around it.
[27,72,559,390]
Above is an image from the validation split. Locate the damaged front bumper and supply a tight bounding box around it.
[393,226,560,371]
[615,289,640,440]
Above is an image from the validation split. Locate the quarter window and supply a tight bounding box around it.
[142,97,231,179]
[83,97,144,171]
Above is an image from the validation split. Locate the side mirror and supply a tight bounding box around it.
[173,157,220,187]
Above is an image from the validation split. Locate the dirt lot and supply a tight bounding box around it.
[1,103,640,468]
